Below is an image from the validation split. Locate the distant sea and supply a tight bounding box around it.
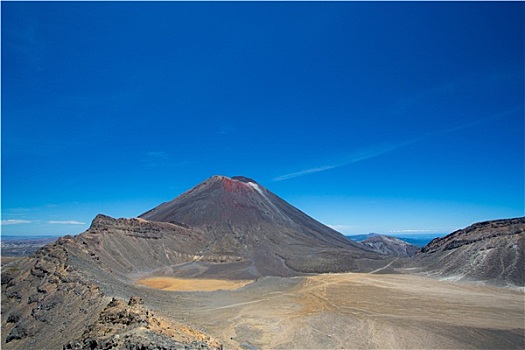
[346,233,444,247]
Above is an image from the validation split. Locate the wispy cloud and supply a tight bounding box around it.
[273,142,414,182]
[273,111,513,183]
[274,165,338,182]
[47,220,85,225]
[1,219,32,225]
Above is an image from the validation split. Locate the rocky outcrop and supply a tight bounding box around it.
[1,237,107,349]
[64,297,222,350]
[413,217,525,286]
[74,215,207,276]
[1,232,223,350]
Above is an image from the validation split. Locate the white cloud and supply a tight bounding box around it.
[274,165,338,182]
[273,112,510,183]
[47,220,85,225]
[273,141,416,182]
[1,219,32,225]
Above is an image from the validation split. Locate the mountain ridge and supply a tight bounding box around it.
[413,217,524,286]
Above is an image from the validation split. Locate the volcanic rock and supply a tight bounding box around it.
[1,233,222,350]
[413,217,525,286]
[64,297,221,350]
[1,238,107,349]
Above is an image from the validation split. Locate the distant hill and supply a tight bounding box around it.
[413,217,525,286]
[360,235,420,257]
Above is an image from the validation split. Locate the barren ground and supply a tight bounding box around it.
[137,277,254,291]
[133,272,524,349]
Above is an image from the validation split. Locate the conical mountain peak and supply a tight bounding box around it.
[139,176,374,277]
[139,175,290,227]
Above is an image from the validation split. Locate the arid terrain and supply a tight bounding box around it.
[134,272,524,349]
[2,176,524,349]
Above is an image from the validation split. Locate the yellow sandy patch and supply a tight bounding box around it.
[137,277,253,291]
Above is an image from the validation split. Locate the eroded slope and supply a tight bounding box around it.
[413,217,525,286]
[1,231,224,350]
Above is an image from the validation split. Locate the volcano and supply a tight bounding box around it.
[139,175,381,278]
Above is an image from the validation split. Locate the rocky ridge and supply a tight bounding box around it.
[64,297,221,350]
[1,235,223,350]
[414,217,525,286]
[1,237,107,349]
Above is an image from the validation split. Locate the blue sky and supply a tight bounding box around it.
[2,2,523,237]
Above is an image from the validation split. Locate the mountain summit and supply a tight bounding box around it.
[139,175,380,277]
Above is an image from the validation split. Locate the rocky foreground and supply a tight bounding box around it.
[64,296,221,350]
[1,237,222,350]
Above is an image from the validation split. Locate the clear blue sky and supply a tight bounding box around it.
[2,2,523,237]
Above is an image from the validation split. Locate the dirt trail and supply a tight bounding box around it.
[368,259,397,274]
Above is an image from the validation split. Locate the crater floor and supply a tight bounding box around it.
[132,272,525,349]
